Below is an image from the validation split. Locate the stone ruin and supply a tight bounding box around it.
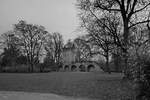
[59,42,103,72]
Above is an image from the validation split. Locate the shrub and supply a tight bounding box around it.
[129,54,150,100]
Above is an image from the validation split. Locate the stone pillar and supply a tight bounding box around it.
[69,65,71,72]
[63,65,65,72]
[77,65,79,72]
[85,65,88,72]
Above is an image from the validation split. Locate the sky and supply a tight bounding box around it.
[0,0,81,42]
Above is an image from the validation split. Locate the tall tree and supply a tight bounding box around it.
[79,11,122,73]
[74,36,92,62]
[44,32,63,65]
[0,31,21,67]
[14,20,47,72]
[77,0,150,76]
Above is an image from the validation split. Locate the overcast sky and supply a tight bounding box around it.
[0,0,81,42]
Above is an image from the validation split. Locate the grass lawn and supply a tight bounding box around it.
[0,72,134,100]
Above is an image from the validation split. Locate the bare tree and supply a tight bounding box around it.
[79,11,123,73]
[14,20,47,72]
[77,0,150,76]
[44,32,63,65]
[74,36,92,62]
[0,31,20,50]
[0,31,21,68]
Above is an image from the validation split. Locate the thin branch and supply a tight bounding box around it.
[88,8,113,35]
[95,0,121,12]
[99,6,121,11]
[96,5,120,12]
[130,0,138,13]
[129,20,150,28]
[126,0,131,13]
[81,18,104,49]
[115,0,122,6]
[128,0,138,18]
[133,3,150,14]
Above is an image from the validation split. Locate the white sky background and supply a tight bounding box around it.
[0,0,82,42]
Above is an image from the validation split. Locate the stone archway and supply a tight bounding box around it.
[64,65,69,71]
[71,65,77,71]
[87,64,95,72]
[79,65,86,72]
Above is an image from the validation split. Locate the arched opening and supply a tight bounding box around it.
[79,65,86,72]
[64,65,69,71]
[87,65,95,72]
[71,65,77,71]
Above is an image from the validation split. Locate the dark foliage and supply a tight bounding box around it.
[16,55,27,65]
[138,59,150,100]
[129,55,150,100]
[14,20,47,72]
[41,57,59,72]
[1,47,20,67]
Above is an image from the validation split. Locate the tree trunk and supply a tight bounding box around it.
[26,55,30,72]
[30,55,34,72]
[113,54,119,71]
[31,63,34,72]
[28,55,34,72]
[106,52,111,74]
[123,20,130,78]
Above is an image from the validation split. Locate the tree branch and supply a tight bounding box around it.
[129,20,150,28]
[95,0,121,12]
[128,0,138,18]
[133,3,150,14]
[115,0,122,6]
[126,0,131,13]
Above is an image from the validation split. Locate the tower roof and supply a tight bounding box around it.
[63,41,76,51]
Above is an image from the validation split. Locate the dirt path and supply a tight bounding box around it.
[0,91,91,100]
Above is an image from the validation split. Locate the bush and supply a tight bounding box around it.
[1,65,29,73]
[129,54,150,100]
[37,62,59,72]
[140,59,150,99]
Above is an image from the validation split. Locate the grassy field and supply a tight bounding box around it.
[0,72,134,100]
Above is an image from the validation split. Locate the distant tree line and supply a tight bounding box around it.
[0,20,122,73]
[0,20,63,72]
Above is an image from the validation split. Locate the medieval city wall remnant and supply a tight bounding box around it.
[60,42,103,72]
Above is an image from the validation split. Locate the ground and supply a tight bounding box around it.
[0,91,89,100]
[0,72,134,100]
